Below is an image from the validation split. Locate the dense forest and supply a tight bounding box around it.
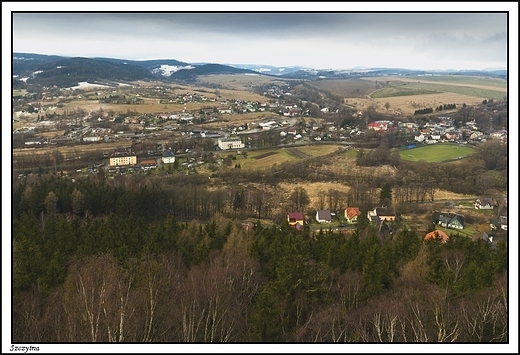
[12,172,508,342]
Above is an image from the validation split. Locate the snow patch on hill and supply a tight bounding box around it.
[152,64,194,77]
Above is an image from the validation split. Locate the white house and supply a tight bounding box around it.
[83,136,101,142]
[162,150,176,164]
[315,210,332,224]
[218,137,245,150]
[474,198,494,210]
[415,134,425,143]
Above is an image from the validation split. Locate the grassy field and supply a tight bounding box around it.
[385,82,506,101]
[217,144,342,171]
[370,86,440,98]
[196,74,291,91]
[399,143,477,162]
[331,75,509,116]
[365,75,507,91]
[395,75,507,89]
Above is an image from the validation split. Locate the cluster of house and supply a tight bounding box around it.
[367,120,396,133]
[287,206,391,230]
[413,116,507,145]
[284,196,506,243]
[424,228,496,247]
[107,149,175,170]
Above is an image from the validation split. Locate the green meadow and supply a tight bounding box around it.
[399,143,477,162]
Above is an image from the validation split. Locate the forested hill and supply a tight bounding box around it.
[13,54,263,88]
[168,63,261,81]
[18,57,155,88]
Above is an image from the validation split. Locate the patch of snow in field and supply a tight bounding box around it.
[152,64,194,77]
[69,82,110,90]
[13,75,30,82]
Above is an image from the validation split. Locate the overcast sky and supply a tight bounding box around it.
[6,3,516,71]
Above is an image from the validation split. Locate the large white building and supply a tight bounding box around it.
[218,137,245,150]
[109,155,137,167]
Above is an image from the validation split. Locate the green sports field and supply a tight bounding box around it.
[399,143,477,162]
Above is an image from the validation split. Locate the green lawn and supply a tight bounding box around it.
[399,143,477,162]
[404,75,507,89]
[395,82,506,101]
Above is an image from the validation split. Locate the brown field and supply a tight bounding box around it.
[306,79,377,98]
[59,98,213,115]
[343,93,484,116]
[13,141,135,157]
[363,76,507,92]
[279,181,351,209]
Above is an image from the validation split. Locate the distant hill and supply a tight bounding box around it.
[12,52,507,88]
[92,57,195,77]
[12,53,264,87]
[226,64,313,76]
[168,63,261,81]
[18,57,154,88]
[13,53,68,75]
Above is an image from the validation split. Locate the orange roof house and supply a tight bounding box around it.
[345,207,361,223]
[424,229,449,244]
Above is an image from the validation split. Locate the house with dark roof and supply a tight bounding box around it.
[448,215,465,229]
[432,211,465,230]
[293,222,305,232]
[474,197,494,209]
[162,149,176,164]
[315,210,332,224]
[378,221,392,241]
[367,210,380,223]
[490,215,508,231]
[368,207,396,223]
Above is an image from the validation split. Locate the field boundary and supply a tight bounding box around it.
[253,151,278,160]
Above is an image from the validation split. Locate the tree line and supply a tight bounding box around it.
[13,203,507,342]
